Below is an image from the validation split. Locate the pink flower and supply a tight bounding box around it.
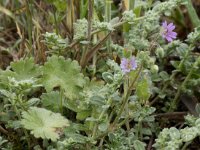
[161,21,177,42]
[120,57,137,74]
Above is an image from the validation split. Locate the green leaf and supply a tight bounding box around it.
[0,58,40,88]
[159,71,170,81]
[63,133,88,144]
[21,107,69,141]
[185,0,200,27]
[133,140,146,150]
[98,122,109,132]
[45,0,67,12]
[41,56,87,99]
[180,127,198,142]
[76,110,91,120]
[102,72,113,83]
[171,60,180,69]
[136,74,151,104]
[10,58,40,80]
[129,70,138,86]
[27,98,40,107]
[41,91,61,112]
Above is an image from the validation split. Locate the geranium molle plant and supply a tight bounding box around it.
[120,57,137,74]
[161,21,177,42]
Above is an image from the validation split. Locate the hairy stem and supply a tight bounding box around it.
[80,0,93,66]
[112,65,143,127]
[91,106,108,138]
[93,65,142,140]
[181,141,192,150]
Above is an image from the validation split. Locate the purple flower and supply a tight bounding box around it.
[120,57,137,74]
[161,21,177,42]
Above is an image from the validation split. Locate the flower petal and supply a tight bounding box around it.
[166,36,173,42]
[161,21,177,42]
[168,25,175,31]
[162,21,168,28]
[169,33,177,39]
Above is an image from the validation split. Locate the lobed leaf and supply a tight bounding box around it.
[41,56,87,99]
[21,107,69,141]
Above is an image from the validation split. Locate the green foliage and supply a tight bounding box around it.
[0,136,12,150]
[41,56,87,99]
[187,26,200,43]
[129,102,155,123]
[185,0,200,27]
[10,58,40,79]
[73,19,88,40]
[153,127,182,150]
[180,127,198,142]
[1,0,200,149]
[122,10,136,23]
[93,21,114,31]
[43,32,68,53]
[56,123,91,150]
[105,129,146,150]
[21,107,69,141]
[133,140,146,150]
[154,115,200,149]
[0,58,40,87]
[45,0,67,12]
[136,73,152,104]
[0,59,41,109]
[41,91,62,112]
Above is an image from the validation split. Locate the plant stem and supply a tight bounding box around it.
[125,103,130,130]
[98,137,105,148]
[124,77,130,130]
[52,6,59,35]
[25,0,33,56]
[181,141,192,150]
[87,0,93,41]
[112,65,143,128]
[0,125,8,135]
[91,16,144,35]
[93,68,142,140]
[136,121,142,140]
[66,0,74,37]
[81,32,111,67]
[60,89,63,115]
[92,34,98,76]
[129,0,135,9]
[105,0,112,53]
[80,0,93,66]
[14,105,31,149]
[70,16,145,61]
[91,105,108,138]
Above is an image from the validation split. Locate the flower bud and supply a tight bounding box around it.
[150,65,159,74]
